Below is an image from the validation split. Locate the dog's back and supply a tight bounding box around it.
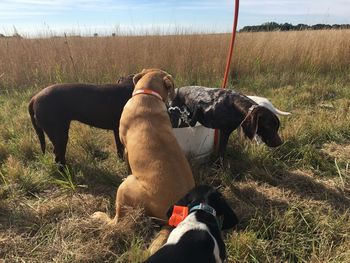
[32,83,133,129]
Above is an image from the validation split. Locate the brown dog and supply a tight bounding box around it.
[28,75,135,165]
[92,69,195,227]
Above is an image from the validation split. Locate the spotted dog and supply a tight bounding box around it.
[144,185,239,263]
[169,86,283,157]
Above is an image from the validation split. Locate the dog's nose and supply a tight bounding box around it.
[268,135,283,147]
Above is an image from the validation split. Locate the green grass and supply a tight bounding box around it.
[0,71,349,262]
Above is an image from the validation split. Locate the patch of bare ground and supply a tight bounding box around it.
[322,142,350,188]
[322,142,350,162]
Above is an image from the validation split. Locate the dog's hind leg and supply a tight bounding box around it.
[148,226,172,255]
[92,174,147,225]
[123,147,132,174]
[113,174,147,221]
[44,122,70,166]
[113,129,124,159]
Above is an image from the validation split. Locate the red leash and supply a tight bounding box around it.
[214,0,240,151]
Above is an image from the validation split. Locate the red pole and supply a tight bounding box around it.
[214,0,240,151]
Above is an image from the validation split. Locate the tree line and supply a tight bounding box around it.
[239,22,350,32]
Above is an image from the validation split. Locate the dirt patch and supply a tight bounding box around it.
[322,142,350,162]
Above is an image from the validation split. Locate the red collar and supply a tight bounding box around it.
[132,89,163,102]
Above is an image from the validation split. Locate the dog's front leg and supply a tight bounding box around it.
[218,129,233,158]
[189,106,200,127]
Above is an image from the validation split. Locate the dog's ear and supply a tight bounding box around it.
[219,198,239,230]
[163,75,175,100]
[175,87,179,98]
[116,76,125,84]
[133,72,145,85]
[210,190,239,230]
[241,106,260,140]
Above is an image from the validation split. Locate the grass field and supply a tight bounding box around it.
[0,30,350,262]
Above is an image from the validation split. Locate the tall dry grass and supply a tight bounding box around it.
[0,30,349,89]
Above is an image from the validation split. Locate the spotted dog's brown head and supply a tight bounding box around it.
[241,105,283,147]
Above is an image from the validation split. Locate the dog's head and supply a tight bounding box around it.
[167,185,239,230]
[169,88,183,106]
[116,74,135,85]
[168,107,182,128]
[241,105,283,147]
[168,88,190,127]
[133,68,175,102]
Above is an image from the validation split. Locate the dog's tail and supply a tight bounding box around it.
[274,108,291,116]
[28,98,46,153]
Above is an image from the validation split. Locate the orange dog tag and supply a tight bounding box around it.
[168,206,189,227]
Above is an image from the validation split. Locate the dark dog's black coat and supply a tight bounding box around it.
[28,75,134,165]
[144,185,239,263]
[170,86,283,156]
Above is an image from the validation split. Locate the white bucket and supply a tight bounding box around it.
[173,124,215,163]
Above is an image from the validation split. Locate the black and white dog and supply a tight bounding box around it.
[144,185,239,263]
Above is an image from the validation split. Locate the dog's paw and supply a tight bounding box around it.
[91,211,111,223]
[91,211,119,226]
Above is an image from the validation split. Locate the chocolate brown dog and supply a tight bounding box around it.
[92,69,195,225]
[28,75,134,165]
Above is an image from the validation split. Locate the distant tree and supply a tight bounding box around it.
[93,33,98,37]
[0,33,5,38]
[280,23,293,31]
[312,24,325,30]
[340,24,350,29]
[262,22,279,31]
[296,24,309,30]
[239,22,350,32]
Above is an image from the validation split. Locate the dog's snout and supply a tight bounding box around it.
[267,135,283,147]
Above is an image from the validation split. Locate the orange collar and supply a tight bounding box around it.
[169,206,189,227]
[132,89,163,102]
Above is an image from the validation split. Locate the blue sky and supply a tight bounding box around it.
[0,0,349,36]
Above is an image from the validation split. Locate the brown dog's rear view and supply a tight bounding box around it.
[93,69,195,225]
